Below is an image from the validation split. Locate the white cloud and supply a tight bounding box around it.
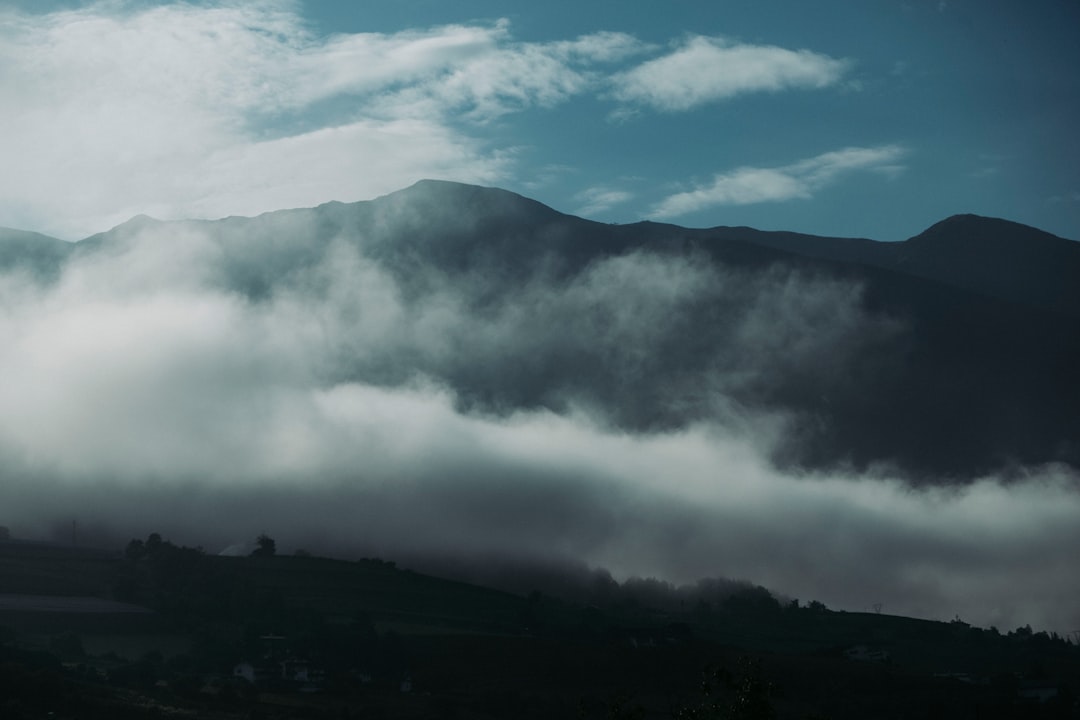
[652,145,906,218]
[393,34,593,122]
[612,36,848,111]
[560,31,650,62]
[1047,191,1080,205]
[575,186,634,217]
[0,4,639,238]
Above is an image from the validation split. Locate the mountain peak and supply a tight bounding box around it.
[397,178,554,207]
[374,179,567,227]
[117,213,161,229]
[87,213,163,239]
[912,213,1071,248]
[893,213,1080,316]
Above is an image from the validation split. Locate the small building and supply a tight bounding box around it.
[281,657,311,683]
[1018,682,1059,704]
[233,658,324,689]
[844,645,890,662]
[233,661,257,684]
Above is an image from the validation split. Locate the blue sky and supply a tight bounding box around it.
[1,0,1077,240]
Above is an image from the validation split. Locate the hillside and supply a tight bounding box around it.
[1,536,1077,719]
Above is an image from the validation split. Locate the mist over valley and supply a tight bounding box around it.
[1,180,1077,636]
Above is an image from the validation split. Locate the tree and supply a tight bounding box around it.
[251,534,276,557]
[124,538,146,561]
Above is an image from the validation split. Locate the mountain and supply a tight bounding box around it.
[0,226,72,281]
[2,180,1077,479]
[715,212,1080,318]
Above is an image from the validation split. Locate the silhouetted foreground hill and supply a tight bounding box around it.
[1,537,1078,719]
[2,180,1078,478]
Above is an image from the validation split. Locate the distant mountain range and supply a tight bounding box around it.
[3,180,1078,480]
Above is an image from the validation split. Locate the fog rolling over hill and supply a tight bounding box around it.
[1,180,1078,634]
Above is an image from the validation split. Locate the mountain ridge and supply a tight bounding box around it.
[1,180,1076,478]
[6,178,1077,315]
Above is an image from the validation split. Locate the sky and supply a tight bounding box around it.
[1,0,1079,636]
[1,0,1078,241]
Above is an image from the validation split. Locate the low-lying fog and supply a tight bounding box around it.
[1,217,1076,635]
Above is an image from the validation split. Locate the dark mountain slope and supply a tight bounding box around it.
[898,214,1080,316]
[320,182,1080,476]
[0,226,72,281]
[717,212,1080,317]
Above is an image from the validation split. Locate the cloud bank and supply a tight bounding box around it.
[0,207,1077,636]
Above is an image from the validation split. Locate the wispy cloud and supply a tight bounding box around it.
[575,186,634,217]
[376,23,645,123]
[1047,191,1080,204]
[612,36,848,111]
[652,145,906,218]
